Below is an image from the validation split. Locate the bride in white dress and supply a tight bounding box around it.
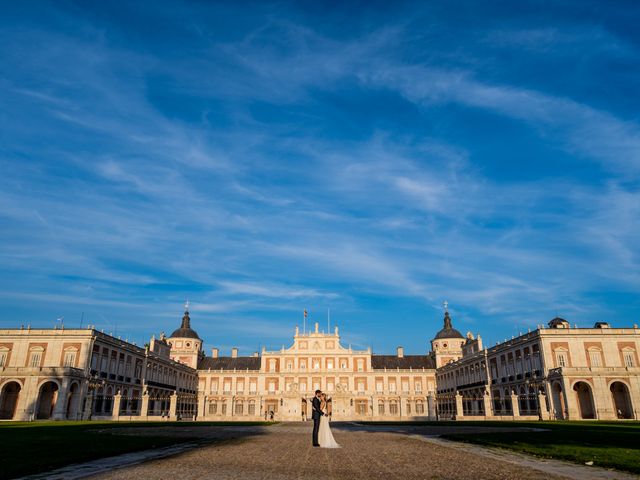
[318,393,341,448]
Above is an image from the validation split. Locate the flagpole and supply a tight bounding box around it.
[327,308,330,334]
[303,308,306,335]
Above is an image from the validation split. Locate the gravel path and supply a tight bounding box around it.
[89,422,570,480]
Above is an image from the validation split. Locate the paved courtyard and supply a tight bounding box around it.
[86,422,581,480]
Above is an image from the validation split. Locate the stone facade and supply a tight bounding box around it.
[1,306,638,421]
[436,317,640,421]
[0,327,197,421]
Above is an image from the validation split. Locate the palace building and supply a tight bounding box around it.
[0,304,638,421]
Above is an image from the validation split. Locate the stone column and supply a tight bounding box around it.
[510,391,520,419]
[483,390,493,419]
[112,392,122,420]
[140,392,149,419]
[562,378,579,420]
[455,392,464,420]
[169,392,178,420]
[427,393,436,420]
[198,394,206,421]
[82,391,95,420]
[538,392,549,420]
[52,378,71,420]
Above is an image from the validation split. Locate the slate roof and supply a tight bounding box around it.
[198,356,261,371]
[371,355,435,370]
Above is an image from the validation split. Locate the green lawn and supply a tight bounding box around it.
[359,420,640,474]
[0,421,273,479]
[442,421,640,474]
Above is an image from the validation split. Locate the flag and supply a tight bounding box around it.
[304,309,308,318]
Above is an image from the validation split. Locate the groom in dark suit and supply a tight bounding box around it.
[311,389,324,447]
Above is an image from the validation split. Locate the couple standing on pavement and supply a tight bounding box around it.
[311,389,340,448]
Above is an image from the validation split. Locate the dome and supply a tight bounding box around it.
[548,317,569,329]
[170,309,200,339]
[433,311,464,340]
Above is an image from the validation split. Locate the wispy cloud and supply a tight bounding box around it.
[0,2,638,353]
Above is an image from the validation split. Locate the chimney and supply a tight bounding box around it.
[397,346,404,358]
[211,348,219,358]
[231,347,238,358]
[253,352,259,357]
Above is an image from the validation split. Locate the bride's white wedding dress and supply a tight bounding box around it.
[318,412,340,448]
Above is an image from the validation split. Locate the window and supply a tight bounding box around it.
[357,359,364,371]
[589,351,602,367]
[0,349,8,367]
[416,402,425,414]
[624,352,635,367]
[415,381,422,393]
[63,351,76,367]
[210,380,218,393]
[235,402,243,415]
[406,402,411,415]
[327,360,333,370]
[356,400,367,415]
[378,402,384,415]
[209,402,217,414]
[556,353,567,367]
[248,402,256,415]
[29,351,42,367]
[221,402,227,415]
[389,402,398,415]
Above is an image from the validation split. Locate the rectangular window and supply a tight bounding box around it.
[624,352,635,367]
[0,352,7,367]
[557,353,567,367]
[29,352,41,367]
[209,402,217,414]
[356,400,367,415]
[248,403,255,415]
[389,402,398,415]
[378,403,384,415]
[406,402,411,414]
[63,352,76,367]
[235,403,243,415]
[221,403,227,415]
[589,351,602,367]
[416,402,424,414]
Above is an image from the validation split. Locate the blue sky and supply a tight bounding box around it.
[1,1,639,356]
